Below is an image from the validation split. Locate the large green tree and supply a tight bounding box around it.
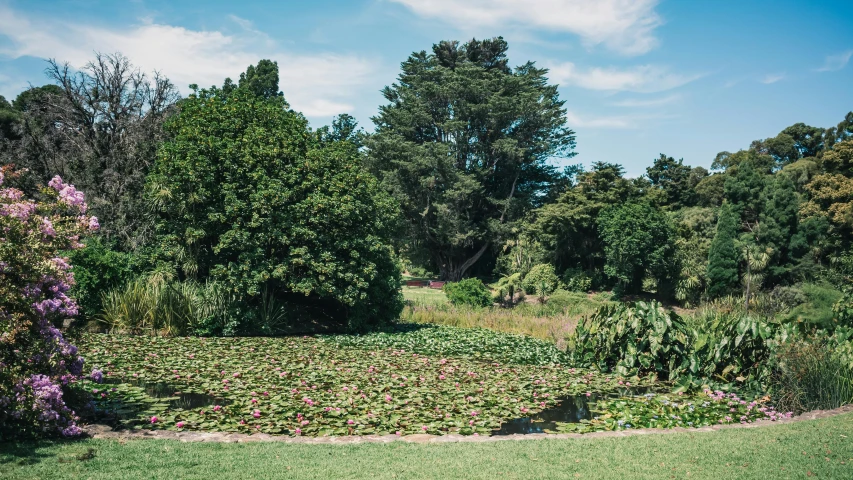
[147,81,402,330]
[367,37,575,280]
[597,202,679,295]
[531,162,636,275]
[646,154,701,209]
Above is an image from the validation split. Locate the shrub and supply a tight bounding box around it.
[64,238,142,319]
[522,263,560,298]
[768,336,853,414]
[99,276,239,336]
[562,269,592,293]
[443,278,492,308]
[832,287,853,328]
[569,302,779,388]
[781,283,843,328]
[146,85,402,331]
[0,170,96,438]
[568,302,692,380]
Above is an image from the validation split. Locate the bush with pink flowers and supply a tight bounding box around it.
[0,167,98,438]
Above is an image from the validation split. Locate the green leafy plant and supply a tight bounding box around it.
[522,264,560,299]
[443,278,492,308]
[568,302,692,380]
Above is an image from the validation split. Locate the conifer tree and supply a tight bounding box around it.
[707,202,740,298]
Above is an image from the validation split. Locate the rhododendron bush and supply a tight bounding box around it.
[0,167,98,438]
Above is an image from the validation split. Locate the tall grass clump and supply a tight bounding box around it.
[99,276,237,336]
[769,333,853,414]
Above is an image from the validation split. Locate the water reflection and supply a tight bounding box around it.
[493,388,648,435]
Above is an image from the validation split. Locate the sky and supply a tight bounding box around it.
[1,0,851,175]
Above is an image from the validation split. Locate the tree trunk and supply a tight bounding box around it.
[441,243,490,281]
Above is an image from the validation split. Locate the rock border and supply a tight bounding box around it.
[82,404,853,444]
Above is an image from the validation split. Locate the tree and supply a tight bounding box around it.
[825,111,853,149]
[531,162,636,274]
[147,83,402,331]
[597,202,679,295]
[759,174,800,284]
[724,160,766,224]
[2,54,179,249]
[222,59,283,100]
[367,37,575,280]
[646,154,698,209]
[706,202,740,298]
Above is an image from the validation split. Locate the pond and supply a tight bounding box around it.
[493,388,649,435]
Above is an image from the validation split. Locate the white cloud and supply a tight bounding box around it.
[609,93,681,107]
[0,6,378,118]
[388,0,662,55]
[816,50,853,72]
[564,111,630,128]
[759,73,785,84]
[548,62,700,93]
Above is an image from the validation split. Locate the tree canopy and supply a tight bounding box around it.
[367,37,575,280]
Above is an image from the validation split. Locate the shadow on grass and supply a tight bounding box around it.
[0,439,93,469]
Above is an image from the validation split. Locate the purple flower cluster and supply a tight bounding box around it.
[1,171,94,438]
[49,175,88,213]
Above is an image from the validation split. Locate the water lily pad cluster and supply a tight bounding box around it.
[76,332,638,436]
[320,325,570,366]
[557,390,792,433]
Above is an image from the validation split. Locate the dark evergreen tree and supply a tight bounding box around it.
[707,202,740,298]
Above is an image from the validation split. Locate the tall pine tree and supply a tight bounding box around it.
[707,202,740,298]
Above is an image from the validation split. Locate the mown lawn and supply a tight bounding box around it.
[3,412,852,479]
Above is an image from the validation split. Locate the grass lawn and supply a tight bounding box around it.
[402,285,449,306]
[3,412,852,479]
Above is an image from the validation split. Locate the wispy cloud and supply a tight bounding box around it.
[388,0,663,56]
[565,111,633,128]
[759,73,785,84]
[548,62,701,93]
[816,50,853,72]
[609,93,681,107]
[0,6,379,117]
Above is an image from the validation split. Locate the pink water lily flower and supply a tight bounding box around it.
[176,421,185,428]
[150,416,158,424]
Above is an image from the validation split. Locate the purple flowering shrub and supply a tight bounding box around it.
[0,167,98,438]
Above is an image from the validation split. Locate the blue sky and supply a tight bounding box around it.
[1,0,851,175]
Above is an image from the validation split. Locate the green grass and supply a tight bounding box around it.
[3,412,852,479]
[401,291,613,345]
[402,286,449,306]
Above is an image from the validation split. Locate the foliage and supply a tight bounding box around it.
[569,302,781,389]
[493,273,523,307]
[561,269,592,293]
[443,278,492,308]
[781,282,843,328]
[768,337,853,414]
[706,202,740,298]
[646,154,702,209]
[558,391,789,434]
[521,263,560,299]
[568,302,692,380]
[597,202,678,295]
[322,324,569,365]
[366,37,575,280]
[2,53,178,249]
[98,276,239,337]
[0,170,96,438]
[75,332,642,436]
[64,238,143,319]
[146,80,402,331]
[833,287,853,328]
